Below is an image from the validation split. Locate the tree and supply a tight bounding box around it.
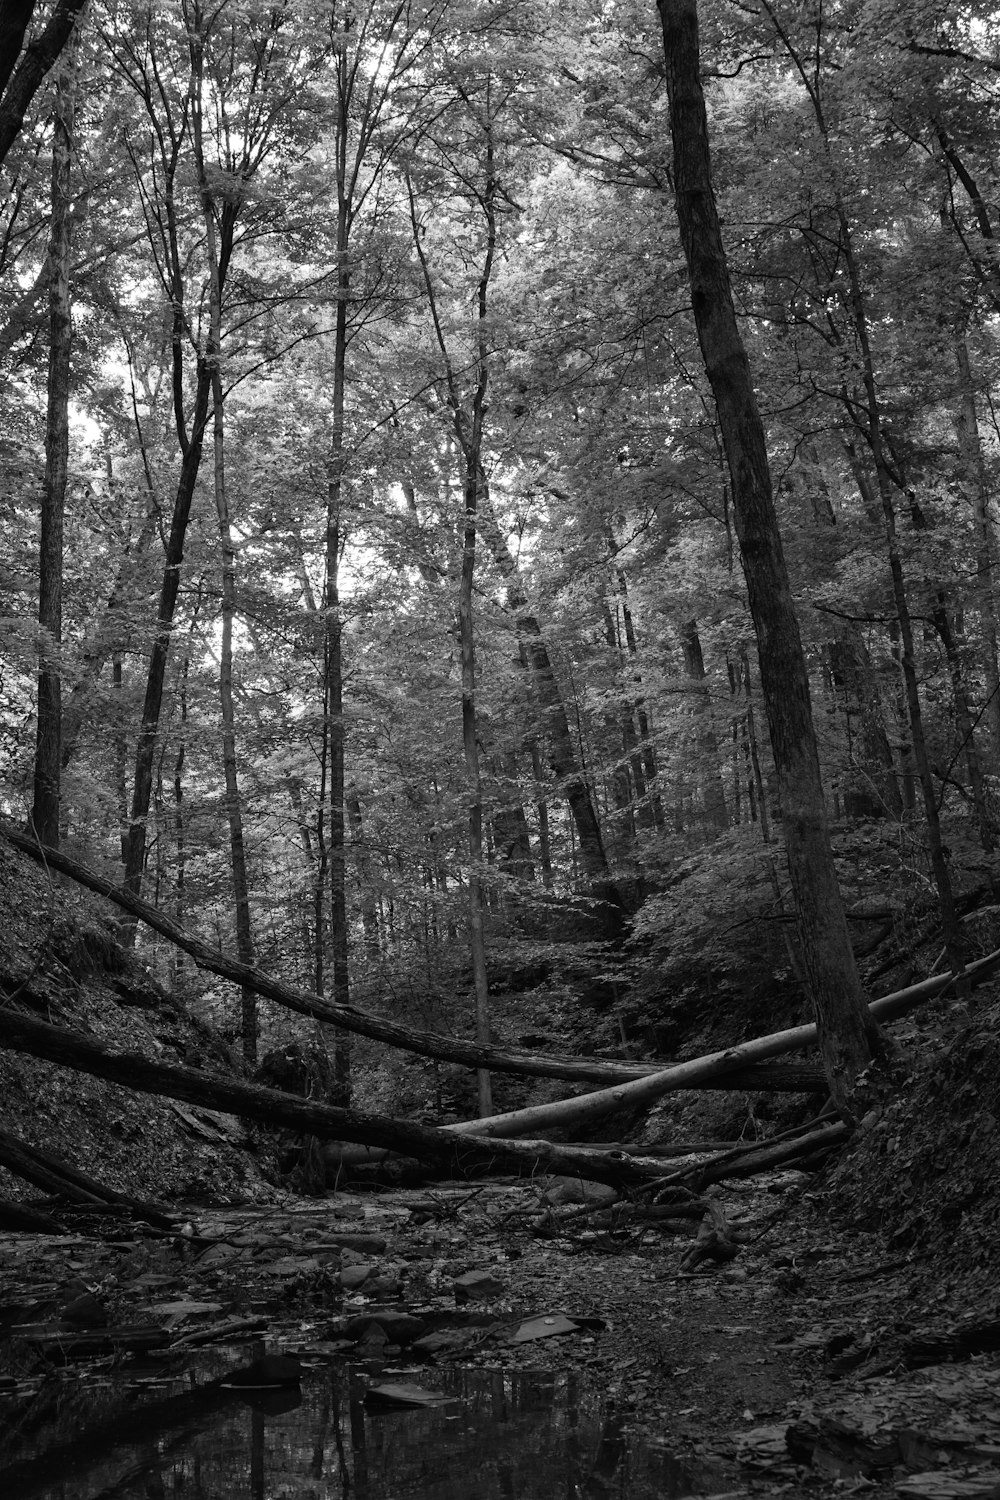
[0,0,87,166]
[656,0,883,1110]
[29,31,76,847]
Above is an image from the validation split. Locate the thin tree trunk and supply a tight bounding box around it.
[405,97,502,1117]
[481,502,620,918]
[657,0,882,1111]
[120,389,212,921]
[30,43,75,849]
[678,618,728,832]
[827,628,903,820]
[193,30,257,1068]
[459,456,493,1118]
[931,598,995,854]
[617,574,664,829]
[759,0,965,983]
[347,794,380,957]
[119,10,237,932]
[324,497,350,1103]
[599,598,638,850]
[739,648,770,841]
[529,738,555,889]
[954,330,1000,753]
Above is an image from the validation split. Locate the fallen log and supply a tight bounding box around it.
[324,1137,741,1169]
[0,1200,65,1233]
[655,1121,850,1192]
[7,828,994,1092]
[0,1128,174,1230]
[0,1006,677,1189]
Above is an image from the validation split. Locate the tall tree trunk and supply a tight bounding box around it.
[192,22,256,1065]
[0,0,86,167]
[406,90,500,1115]
[208,369,257,1062]
[459,453,493,1118]
[657,0,882,1111]
[120,373,213,920]
[954,330,1000,754]
[759,0,964,982]
[119,9,237,932]
[30,43,75,849]
[325,482,350,1104]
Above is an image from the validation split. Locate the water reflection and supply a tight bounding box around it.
[0,1351,713,1499]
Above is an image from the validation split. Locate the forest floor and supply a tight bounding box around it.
[2,836,1000,1498]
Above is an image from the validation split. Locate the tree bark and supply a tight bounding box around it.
[657,0,883,1112]
[30,40,75,849]
[192,37,257,1066]
[0,0,86,166]
[406,99,501,1118]
[323,34,353,1105]
[953,330,1000,754]
[760,0,965,985]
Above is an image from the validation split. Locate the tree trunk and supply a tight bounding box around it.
[598,597,638,851]
[459,461,493,1118]
[617,573,664,830]
[931,597,995,854]
[0,1006,680,1190]
[13,826,995,1092]
[347,794,380,957]
[192,31,257,1066]
[657,0,882,1112]
[492,750,535,881]
[760,0,965,984]
[30,43,75,849]
[529,738,555,888]
[954,330,1000,754]
[482,505,621,922]
[0,0,86,166]
[326,464,350,1103]
[827,628,903,820]
[678,618,728,831]
[119,14,238,931]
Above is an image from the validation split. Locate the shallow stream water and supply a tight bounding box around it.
[0,1345,723,1500]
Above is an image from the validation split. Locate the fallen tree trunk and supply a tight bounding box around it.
[653,1120,850,1193]
[0,1127,174,1230]
[0,1005,676,1189]
[8,828,993,1091]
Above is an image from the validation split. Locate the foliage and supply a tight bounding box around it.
[1,0,999,1106]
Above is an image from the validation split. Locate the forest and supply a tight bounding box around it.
[6,2,1000,1495]
[4,0,1000,1217]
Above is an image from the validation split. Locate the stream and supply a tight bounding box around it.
[0,1343,724,1499]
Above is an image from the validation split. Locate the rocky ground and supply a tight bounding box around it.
[2,834,1000,1498]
